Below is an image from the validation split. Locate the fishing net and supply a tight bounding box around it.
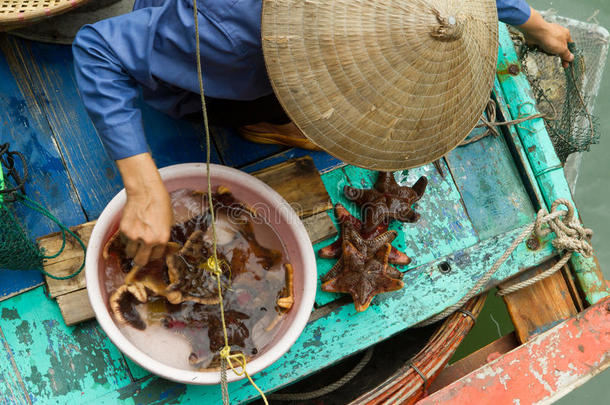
[510,13,609,163]
[0,144,44,271]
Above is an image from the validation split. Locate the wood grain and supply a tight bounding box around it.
[57,289,95,326]
[498,257,578,343]
[301,212,337,245]
[39,221,95,298]
[252,156,332,217]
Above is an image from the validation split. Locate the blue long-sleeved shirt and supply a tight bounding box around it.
[73,0,531,160]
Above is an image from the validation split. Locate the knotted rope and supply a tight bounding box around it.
[418,199,593,327]
[192,1,268,403]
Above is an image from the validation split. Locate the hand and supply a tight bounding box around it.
[518,8,574,68]
[116,153,174,266]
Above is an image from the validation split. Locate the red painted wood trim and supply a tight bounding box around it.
[418,297,610,405]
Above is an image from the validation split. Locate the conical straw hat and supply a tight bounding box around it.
[262,0,498,171]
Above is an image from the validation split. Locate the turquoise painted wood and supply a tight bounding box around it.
[92,224,556,404]
[495,23,610,305]
[315,161,479,306]
[0,325,29,405]
[446,124,535,240]
[0,287,132,402]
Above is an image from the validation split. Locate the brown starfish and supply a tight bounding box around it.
[322,240,404,312]
[318,203,411,265]
[344,172,427,233]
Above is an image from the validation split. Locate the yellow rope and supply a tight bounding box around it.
[192,1,268,403]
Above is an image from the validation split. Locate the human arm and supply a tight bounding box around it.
[116,153,173,266]
[73,10,173,265]
[496,0,573,68]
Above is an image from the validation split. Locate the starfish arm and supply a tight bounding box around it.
[318,240,342,259]
[320,256,344,283]
[388,247,412,265]
[412,176,428,200]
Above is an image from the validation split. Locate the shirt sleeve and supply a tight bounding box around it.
[72,9,160,161]
[496,0,531,26]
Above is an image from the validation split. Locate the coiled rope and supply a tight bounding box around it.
[417,199,593,327]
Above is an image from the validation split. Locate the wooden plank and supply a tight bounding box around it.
[315,160,479,306]
[301,211,337,245]
[96,224,556,404]
[420,297,610,405]
[241,147,343,174]
[446,123,535,240]
[429,333,519,394]
[252,156,332,217]
[212,126,288,168]
[38,221,94,298]
[18,39,221,220]
[495,23,609,305]
[0,34,87,300]
[0,325,30,405]
[0,287,131,403]
[498,257,578,344]
[56,289,95,326]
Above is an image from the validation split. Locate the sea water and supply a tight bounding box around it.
[104,189,290,371]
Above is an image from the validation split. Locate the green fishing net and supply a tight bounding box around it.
[0,144,44,271]
[510,14,607,163]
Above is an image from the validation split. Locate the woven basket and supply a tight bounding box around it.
[0,0,90,31]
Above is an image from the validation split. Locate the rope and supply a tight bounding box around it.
[15,192,87,280]
[192,1,267,403]
[461,99,547,146]
[417,199,592,326]
[269,347,374,401]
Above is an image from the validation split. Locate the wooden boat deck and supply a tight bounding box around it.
[0,23,608,403]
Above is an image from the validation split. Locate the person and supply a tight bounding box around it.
[72,0,573,266]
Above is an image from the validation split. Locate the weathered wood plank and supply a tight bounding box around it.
[56,289,95,326]
[496,23,609,305]
[252,156,332,217]
[420,297,610,405]
[211,126,287,168]
[95,223,556,404]
[498,257,578,344]
[39,221,94,298]
[315,161,479,306]
[0,34,87,300]
[446,124,535,240]
[0,287,131,403]
[0,325,30,405]
[301,212,337,245]
[429,333,519,394]
[241,147,343,174]
[19,39,221,220]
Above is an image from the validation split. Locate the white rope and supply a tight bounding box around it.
[417,199,593,326]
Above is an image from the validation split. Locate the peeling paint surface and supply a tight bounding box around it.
[420,297,610,405]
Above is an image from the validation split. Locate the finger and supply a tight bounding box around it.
[124,239,139,258]
[134,243,153,267]
[150,244,167,261]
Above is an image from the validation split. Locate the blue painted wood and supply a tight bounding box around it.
[446,122,535,240]
[15,39,221,220]
[241,148,343,174]
[0,287,132,402]
[314,161,479,306]
[496,23,609,304]
[212,126,288,168]
[0,36,87,300]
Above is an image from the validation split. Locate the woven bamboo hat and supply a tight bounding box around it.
[0,0,91,31]
[262,0,498,171]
